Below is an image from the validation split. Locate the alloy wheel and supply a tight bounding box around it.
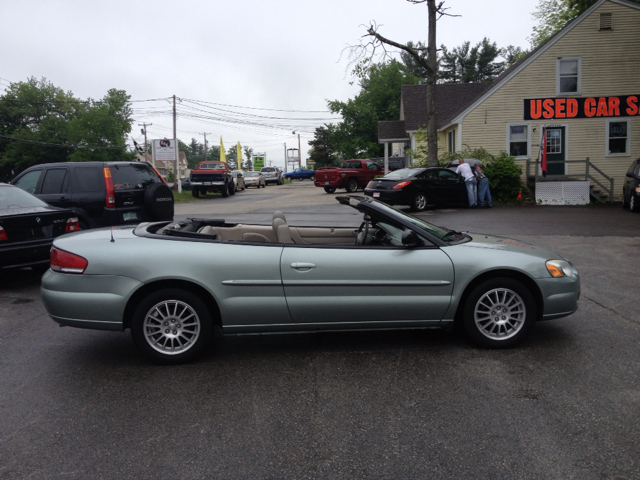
[473,288,526,341]
[143,300,201,355]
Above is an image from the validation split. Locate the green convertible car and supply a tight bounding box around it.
[41,196,580,364]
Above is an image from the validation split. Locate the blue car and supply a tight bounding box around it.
[283,168,315,181]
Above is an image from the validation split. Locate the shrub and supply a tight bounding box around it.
[483,151,523,203]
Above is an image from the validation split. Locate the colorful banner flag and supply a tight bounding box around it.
[237,141,242,168]
[220,137,226,163]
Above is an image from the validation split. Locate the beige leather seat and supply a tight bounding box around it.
[276,224,294,244]
[198,226,221,239]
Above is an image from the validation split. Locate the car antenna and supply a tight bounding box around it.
[110,227,115,243]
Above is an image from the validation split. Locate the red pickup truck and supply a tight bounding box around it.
[189,161,234,198]
[314,159,383,193]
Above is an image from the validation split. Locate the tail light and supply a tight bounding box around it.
[104,167,115,208]
[366,181,372,188]
[392,181,412,190]
[50,247,88,274]
[0,226,7,241]
[65,217,80,233]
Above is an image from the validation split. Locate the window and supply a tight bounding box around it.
[366,161,379,170]
[546,129,562,154]
[606,119,630,156]
[447,130,456,153]
[557,57,581,95]
[74,167,103,193]
[506,123,530,158]
[13,170,42,194]
[599,12,612,30]
[41,169,69,194]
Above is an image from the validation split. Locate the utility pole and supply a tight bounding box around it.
[172,95,181,193]
[283,143,287,173]
[293,131,302,169]
[138,123,152,153]
[202,132,211,162]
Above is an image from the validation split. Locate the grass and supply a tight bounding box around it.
[172,189,221,204]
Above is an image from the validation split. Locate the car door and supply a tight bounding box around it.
[70,166,106,224]
[12,169,43,195]
[437,169,466,205]
[36,167,71,208]
[280,231,454,326]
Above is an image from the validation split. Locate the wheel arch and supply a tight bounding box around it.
[123,279,222,329]
[453,269,544,323]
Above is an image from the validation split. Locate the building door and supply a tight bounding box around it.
[545,127,565,176]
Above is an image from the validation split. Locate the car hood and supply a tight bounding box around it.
[463,232,565,259]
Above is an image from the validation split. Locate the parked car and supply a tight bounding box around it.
[243,171,266,188]
[314,159,383,193]
[364,167,468,212]
[622,157,640,212]
[11,161,173,229]
[41,195,580,364]
[231,170,245,192]
[373,157,406,172]
[0,183,80,271]
[260,166,284,185]
[190,161,234,198]
[283,168,316,181]
[181,177,192,191]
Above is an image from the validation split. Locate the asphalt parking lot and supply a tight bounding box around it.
[1,183,639,479]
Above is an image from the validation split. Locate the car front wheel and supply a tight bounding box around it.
[131,288,213,364]
[324,186,337,194]
[411,192,428,212]
[463,278,536,348]
[310,174,315,181]
[631,194,639,212]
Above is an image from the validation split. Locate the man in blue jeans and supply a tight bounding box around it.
[455,158,477,208]
[476,165,493,208]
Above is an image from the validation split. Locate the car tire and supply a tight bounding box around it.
[310,175,315,181]
[324,186,337,194]
[222,183,229,197]
[622,191,629,209]
[463,277,536,349]
[229,182,236,195]
[192,186,200,198]
[131,288,213,365]
[144,183,174,220]
[346,178,358,193]
[411,192,428,212]
[631,194,639,212]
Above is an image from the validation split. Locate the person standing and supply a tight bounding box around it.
[455,158,477,208]
[476,165,493,208]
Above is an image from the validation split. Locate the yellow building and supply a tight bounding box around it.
[380,0,640,202]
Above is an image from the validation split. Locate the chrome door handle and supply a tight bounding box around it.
[290,262,316,270]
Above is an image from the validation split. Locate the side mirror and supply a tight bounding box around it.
[402,229,420,248]
[626,172,634,178]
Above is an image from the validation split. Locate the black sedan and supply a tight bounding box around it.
[364,168,468,211]
[0,183,80,271]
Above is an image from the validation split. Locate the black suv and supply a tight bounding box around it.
[623,157,640,212]
[11,162,174,228]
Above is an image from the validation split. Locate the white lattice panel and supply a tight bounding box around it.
[536,181,590,205]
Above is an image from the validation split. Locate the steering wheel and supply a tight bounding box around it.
[354,220,370,245]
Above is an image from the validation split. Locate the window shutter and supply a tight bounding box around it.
[599,12,612,30]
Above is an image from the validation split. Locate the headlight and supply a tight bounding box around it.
[546,259,573,277]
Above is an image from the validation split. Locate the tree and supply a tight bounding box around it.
[308,125,338,167]
[439,38,506,83]
[399,41,429,80]
[0,77,134,181]
[328,61,419,159]
[243,146,254,170]
[501,45,528,66]
[346,0,457,166]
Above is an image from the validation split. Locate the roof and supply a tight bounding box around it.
[378,120,409,142]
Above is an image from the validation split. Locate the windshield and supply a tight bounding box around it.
[384,168,421,179]
[245,172,260,177]
[0,185,48,209]
[200,162,227,170]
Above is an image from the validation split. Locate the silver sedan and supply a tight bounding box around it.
[243,171,266,188]
[41,196,580,364]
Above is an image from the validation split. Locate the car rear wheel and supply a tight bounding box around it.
[131,288,213,365]
[192,186,200,198]
[463,277,536,349]
[310,174,315,181]
[324,186,337,194]
[346,178,358,193]
[411,192,428,212]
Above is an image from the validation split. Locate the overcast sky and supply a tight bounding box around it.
[1,0,540,168]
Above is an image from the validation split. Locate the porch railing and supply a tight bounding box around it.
[525,157,614,203]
